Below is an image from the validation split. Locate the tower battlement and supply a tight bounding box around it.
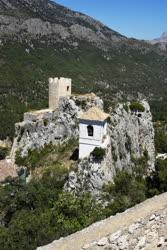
[49,77,72,110]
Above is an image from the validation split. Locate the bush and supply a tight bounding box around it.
[146,159,167,195]
[75,99,87,109]
[155,130,167,153]
[106,116,112,124]
[0,177,104,250]
[0,147,8,160]
[15,139,78,170]
[91,147,106,160]
[129,101,145,112]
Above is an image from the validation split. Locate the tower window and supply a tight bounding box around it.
[67,86,69,91]
[87,125,94,137]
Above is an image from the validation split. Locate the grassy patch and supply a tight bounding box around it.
[15,139,78,172]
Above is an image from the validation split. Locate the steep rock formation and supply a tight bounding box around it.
[11,95,155,196]
[65,146,114,197]
[66,100,155,195]
[109,100,155,172]
[11,94,102,158]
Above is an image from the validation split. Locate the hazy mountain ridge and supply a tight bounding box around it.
[0,0,158,50]
[150,32,167,51]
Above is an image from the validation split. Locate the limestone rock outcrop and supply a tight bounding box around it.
[65,146,114,197]
[109,100,155,173]
[11,94,102,158]
[11,95,155,196]
[66,100,155,195]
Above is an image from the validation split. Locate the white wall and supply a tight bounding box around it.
[79,120,108,159]
[79,143,97,159]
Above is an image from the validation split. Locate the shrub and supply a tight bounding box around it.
[106,116,112,124]
[155,130,167,153]
[91,147,106,160]
[75,99,87,109]
[129,101,145,112]
[103,169,147,214]
[146,159,167,195]
[0,147,8,160]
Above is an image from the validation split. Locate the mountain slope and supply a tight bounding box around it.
[150,32,167,51]
[0,0,167,139]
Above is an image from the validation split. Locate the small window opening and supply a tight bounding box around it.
[67,86,69,91]
[87,125,94,137]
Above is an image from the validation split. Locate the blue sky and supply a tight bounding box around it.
[54,0,167,40]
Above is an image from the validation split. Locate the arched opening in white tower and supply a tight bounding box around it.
[87,125,94,137]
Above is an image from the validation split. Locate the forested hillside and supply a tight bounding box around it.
[0,0,167,139]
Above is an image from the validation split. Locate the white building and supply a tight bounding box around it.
[79,106,110,159]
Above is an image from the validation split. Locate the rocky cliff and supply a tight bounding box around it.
[12,95,155,195]
[66,100,155,196]
[11,93,103,158]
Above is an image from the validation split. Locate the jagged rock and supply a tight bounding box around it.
[65,145,114,196]
[11,94,155,197]
[149,214,156,221]
[109,230,122,243]
[11,94,102,158]
[157,237,165,247]
[135,236,146,249]
[97,237,108,246]
[128,223,141,234]
[66,100,155,195]
[109,100,155,173]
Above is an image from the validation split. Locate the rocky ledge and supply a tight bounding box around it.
[37,192,167,250]
[82,209,167,250]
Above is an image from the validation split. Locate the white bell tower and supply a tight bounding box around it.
[79,107,110,159]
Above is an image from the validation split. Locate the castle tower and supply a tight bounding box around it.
[79,107,110,159]
[49,77,72,110]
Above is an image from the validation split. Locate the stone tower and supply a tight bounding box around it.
[49,77,72,110]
